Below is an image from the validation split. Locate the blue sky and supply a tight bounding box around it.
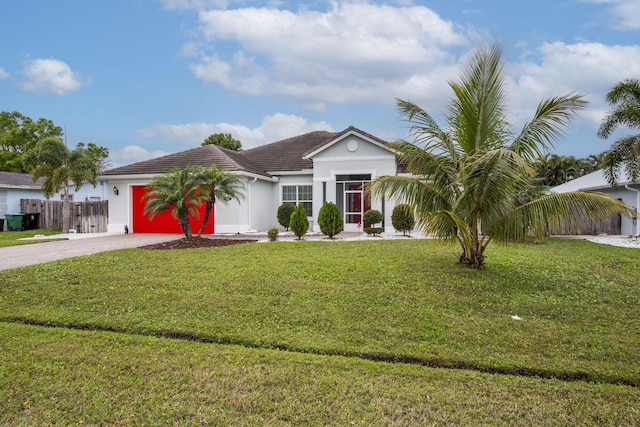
[1,0,639,167]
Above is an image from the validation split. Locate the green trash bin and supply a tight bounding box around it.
[5,214,25,231]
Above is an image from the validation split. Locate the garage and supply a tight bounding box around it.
[131,186,214,234]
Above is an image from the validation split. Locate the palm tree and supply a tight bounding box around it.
[585,152,607,172]
[25,137,105,233]
[597,78,640,184]
[143,166,206,240]
[192,166,245,237]
[535,154,579,186]
[371,44,635,269]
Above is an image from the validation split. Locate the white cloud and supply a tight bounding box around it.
[108,145,172,167]
[0,67,9,79]
[136,113,334,149]
[508,42,640,128]
[187,3,471,108]
[170,0,640,155]
[21,58,89,95]
[582,0,640,30]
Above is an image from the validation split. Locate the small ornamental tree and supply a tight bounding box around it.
[318,202,344,238]
[392,204,415,236]
[277,203,295,230]
[289,204,309,240]
[363,209,384,236]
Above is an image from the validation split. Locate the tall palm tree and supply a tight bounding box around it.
[25,137,104,233]
[597,78,640,184]
[192,166,245,237]
[143,166,206,240]
[371,44,634,269]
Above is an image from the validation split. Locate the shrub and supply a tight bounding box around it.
[363,209,383,226]
[289,204,309,240]
[318,202,344,238]
[267,227,279,241]
[392,204,415,236]
[277,203,295,230]
[363,227,384,236]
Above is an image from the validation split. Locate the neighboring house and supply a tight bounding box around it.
[0,171,109,231]
[102,126,407,234]
[552,169,640,236]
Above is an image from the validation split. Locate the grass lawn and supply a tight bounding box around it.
[1,238,639,424]
[0,229,63,247]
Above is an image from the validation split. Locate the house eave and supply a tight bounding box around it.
[0,184,41,190]
[99,171,278,182]
[268,169,313,176]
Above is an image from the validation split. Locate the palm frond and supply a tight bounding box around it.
[396,99,459,159]
[370,175,453,215]
[486,191,635,242]
[461,149,533,222]
[142,166,205,220]
[449,43,509,154]
[598,78,640,138]
[511,94,588,162]
[602,135,640,185]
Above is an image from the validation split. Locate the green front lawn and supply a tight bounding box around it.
[1,238,639,424]
[2,322,638,426]
[0,229,63,247]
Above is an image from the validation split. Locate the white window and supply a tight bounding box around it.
[282,185,312,216]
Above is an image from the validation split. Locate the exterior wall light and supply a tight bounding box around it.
[113,186,119,196]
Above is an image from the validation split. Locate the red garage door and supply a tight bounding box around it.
[132,186,214,234]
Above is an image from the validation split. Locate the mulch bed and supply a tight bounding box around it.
[138,237,258,250]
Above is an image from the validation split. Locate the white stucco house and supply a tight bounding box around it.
[102,126,407,234]
[0,171,109,231]
[552,169,640,236]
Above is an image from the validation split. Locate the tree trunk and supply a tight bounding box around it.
[61,183,70,234]
[197,200,214,237]
[179,214,193,240]
[459,238,486,269]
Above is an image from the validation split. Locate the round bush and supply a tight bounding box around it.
[392,204,415,235]
[363,209,383,226]
[277,203,295,230]
[318,202,344,238]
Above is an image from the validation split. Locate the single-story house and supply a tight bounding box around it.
[0,171,109,231]
[552,169,640,236]
[102,126,407,234]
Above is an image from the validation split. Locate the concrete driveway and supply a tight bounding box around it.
[0,233,181,271]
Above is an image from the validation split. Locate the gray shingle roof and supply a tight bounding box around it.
[102,144,267,177]
[0,171,42,188]
[102,127,397,177]
[242,130,337,172]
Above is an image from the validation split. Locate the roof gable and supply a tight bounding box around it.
[303,126,390,159]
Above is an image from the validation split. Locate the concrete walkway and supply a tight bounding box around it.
[0,233,180,271]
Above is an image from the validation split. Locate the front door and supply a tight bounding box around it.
[337,176,371,232]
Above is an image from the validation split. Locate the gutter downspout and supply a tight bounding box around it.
[247,177,258,232]
[624,185,640,237]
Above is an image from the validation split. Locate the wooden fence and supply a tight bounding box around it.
[548,213,621,235]
[20,199,109,233]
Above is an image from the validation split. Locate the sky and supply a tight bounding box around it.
[1,0,639,168]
